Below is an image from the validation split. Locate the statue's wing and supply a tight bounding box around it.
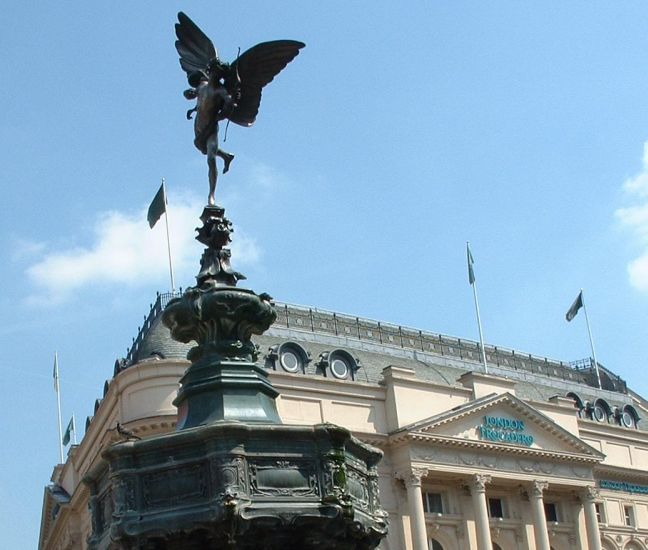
[175,12,217,75]
[227,40,305,127]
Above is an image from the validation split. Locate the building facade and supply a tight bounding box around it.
[39,295,648,550]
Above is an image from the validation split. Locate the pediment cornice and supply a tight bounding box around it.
[391,392,604,461]
[391,432,601,464]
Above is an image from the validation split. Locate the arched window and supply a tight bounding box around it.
[621,405,640,429]
[429,540,444,550]
[589,399,611,423]
[566,392,584,416]
[267,342,310,374]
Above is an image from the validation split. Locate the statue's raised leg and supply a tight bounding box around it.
[217,150,234,174]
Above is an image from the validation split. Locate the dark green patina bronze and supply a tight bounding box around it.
[163,205,281,427]
[87,423,387,549]
[83,13,387,549]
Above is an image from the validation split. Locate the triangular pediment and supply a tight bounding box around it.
[396,392,603,460]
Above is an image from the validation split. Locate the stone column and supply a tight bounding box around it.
[470,474,492,550]
[581,486,602,550]
[529,480,551,550]
[401,468,429,550]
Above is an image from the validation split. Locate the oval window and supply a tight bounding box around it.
[330,357,350,379]
[593,404,606,422]
[280,348,301,373]
[621,411,635,428]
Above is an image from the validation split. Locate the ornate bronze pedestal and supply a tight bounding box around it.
[85,205,388,549]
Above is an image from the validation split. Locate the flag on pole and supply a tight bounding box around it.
[147,184,167,228]
[467,243,476,285]
[466,242,488,373]
[566,291,583,322]
[53,352,59,392]
[62,416,75,446]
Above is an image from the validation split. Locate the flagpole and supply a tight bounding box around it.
[467,242,489,374]
[472,280,489,374]
[581,289,602,389]
[54,352,64,463]
[161,178,176,293]
[72,414,77,445]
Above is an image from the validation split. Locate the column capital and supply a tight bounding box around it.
[581,485,600,502]
[530,480,549,498]
[471,474,492,493]
[395,467,429,487]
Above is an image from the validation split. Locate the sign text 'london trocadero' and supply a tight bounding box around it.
[478,416,534,447]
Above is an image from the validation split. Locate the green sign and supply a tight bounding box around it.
[600,480,648,494]
[478,416,534,447]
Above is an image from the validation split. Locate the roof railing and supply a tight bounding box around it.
[274,302,622,389]
[125,291,181,364]
[122,295,625,392]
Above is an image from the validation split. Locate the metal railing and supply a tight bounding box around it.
[123,295,625,392]
[569,357,627,393]
[570,357,595,371]
[273,303,611,387]
[125,291,181,364]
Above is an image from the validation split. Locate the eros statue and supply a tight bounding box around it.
[175,12,305,205]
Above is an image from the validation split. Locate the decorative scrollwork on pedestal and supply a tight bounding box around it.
[322,451,352,508]
[249,459,319,498]
[164,285,276,364]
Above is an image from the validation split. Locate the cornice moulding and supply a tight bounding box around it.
[393,432,601,464]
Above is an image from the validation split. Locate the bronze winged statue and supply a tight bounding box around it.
[175,12,305,205]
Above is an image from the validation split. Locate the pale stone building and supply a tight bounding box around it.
[39,294,648,550]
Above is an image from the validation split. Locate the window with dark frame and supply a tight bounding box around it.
[488,497,504,518]
[544,502,559,522]
[422,492,443,514]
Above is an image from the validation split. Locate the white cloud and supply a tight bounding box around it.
[25,195,261,304]
[628,255,648,292]
[616,141,648,292]
[623,143,648,198]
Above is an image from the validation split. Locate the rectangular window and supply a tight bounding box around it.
[422,492,443,514]
[488,497,504,518]
[624,505,635,527]
[595,503,606,524]
[544,502,559,523]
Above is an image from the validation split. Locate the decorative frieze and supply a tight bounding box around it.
[411,444,595,481]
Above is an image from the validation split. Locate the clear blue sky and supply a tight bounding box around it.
[2,2,648,545]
